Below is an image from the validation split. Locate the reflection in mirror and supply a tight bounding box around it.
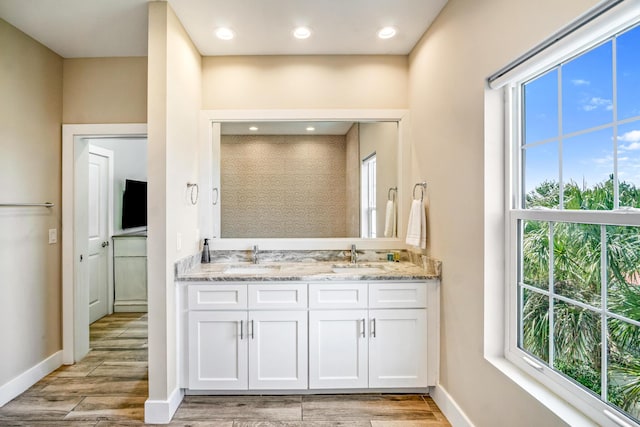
[219,121,398,239]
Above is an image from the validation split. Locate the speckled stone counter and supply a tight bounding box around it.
[176,260,440,282]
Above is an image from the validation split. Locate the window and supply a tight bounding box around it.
[361,153,377,238]
[509,19,640,427]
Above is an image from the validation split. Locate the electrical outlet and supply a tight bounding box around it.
[177,233,182,251]
[48,228,57,244]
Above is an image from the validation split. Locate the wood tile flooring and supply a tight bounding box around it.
[0,313,450,426]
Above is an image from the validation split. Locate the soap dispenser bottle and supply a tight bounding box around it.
[201,238,211,263]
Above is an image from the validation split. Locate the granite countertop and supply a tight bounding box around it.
[176,260,440,282]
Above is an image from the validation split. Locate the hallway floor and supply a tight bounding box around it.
[0,313,450,426]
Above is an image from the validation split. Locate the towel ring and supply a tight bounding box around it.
[413,182,427,201]
[187,183,199,205]
[387,187,397,202]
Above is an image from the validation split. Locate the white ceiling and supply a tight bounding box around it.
[0,0,448,58]
[221,121,355,136]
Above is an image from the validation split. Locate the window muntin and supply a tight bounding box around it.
[513,19,640,426]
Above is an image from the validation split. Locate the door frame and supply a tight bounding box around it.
[88,145,115,320]
[62,123,147,364]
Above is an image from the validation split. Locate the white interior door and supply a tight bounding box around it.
[88,149,111,323]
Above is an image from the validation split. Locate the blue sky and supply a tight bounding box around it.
[523,24,640,201]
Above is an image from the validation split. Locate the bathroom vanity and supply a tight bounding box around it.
[176,259,440,394]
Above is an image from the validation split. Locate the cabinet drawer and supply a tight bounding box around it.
[369,282,427,308]
[188,284,248,310]
[113,237,146,257]
[248,283,307,309]
[309,283,368,309]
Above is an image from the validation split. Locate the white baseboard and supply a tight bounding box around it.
[144,387,184,424]
[0,351,62,407]
[431,384,475,427]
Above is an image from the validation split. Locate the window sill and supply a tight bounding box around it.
[485,355,600,426]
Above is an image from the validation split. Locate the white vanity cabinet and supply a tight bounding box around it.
[181,278,439,393]
[187,283,308,391]
[308,282,428,389]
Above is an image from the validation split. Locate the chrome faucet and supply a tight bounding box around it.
[252,245,259,264]
[350,244,357,265]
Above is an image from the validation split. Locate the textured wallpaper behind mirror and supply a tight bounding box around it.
[219,121,398,238]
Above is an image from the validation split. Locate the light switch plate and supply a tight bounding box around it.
[48,228,57,244]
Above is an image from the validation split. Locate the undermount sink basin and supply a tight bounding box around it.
[224,265,280,275]
[331,265,384,274]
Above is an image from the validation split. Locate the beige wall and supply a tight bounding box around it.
[0,19,62,388]
[221,135,347,238]
[408,0,600,426]
[146,0,202,406]
[202,55,408,109]
[63,57,147,124]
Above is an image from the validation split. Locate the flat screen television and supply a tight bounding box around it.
[122,179,147,229]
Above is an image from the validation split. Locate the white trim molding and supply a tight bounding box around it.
[144,387,184,424]
[0,351,62,407]
[431,384,475,427]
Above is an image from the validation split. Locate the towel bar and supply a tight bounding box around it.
[413,182,427,201]
[0,202,54,208]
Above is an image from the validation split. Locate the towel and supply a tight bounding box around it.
[383,199,397,238]
[405,199,426,249]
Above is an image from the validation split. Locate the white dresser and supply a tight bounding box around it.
[112,231,147,312]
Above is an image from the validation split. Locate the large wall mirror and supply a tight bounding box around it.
[201,110,409,248]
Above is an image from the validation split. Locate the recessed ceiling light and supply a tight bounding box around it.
[293,27,312,39]
[249,126,259,131]
[306,126,315,132]
[215,27,235,40]
[377,26,397,39]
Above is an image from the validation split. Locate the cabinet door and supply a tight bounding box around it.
[309,310,368,389]
[248,311,307,389]
[114,257,147,301]
[188,311,248,390]
[368,309,427,388]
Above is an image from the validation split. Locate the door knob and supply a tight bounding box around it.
[101,241,109,248]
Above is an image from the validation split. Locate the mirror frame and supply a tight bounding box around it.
[199,109,411,250]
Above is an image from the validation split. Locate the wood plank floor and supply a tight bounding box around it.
[0,313,450,426]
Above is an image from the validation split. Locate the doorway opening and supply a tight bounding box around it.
[62,124,148,364]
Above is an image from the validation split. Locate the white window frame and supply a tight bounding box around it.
[502,4,640,426]
[361,153,377,238]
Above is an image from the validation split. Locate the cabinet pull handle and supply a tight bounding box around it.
[371,318,376,338]
[212,187,219,205]
[361,318,365,338]
[240,320,244,340]
[250,319,255,339]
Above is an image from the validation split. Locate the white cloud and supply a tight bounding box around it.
[620,142,640,152]
[572,79,590,86]
[592,154,613,165]
[619,130,640,143]
[618,129,640,151]
[582,97,613,112]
